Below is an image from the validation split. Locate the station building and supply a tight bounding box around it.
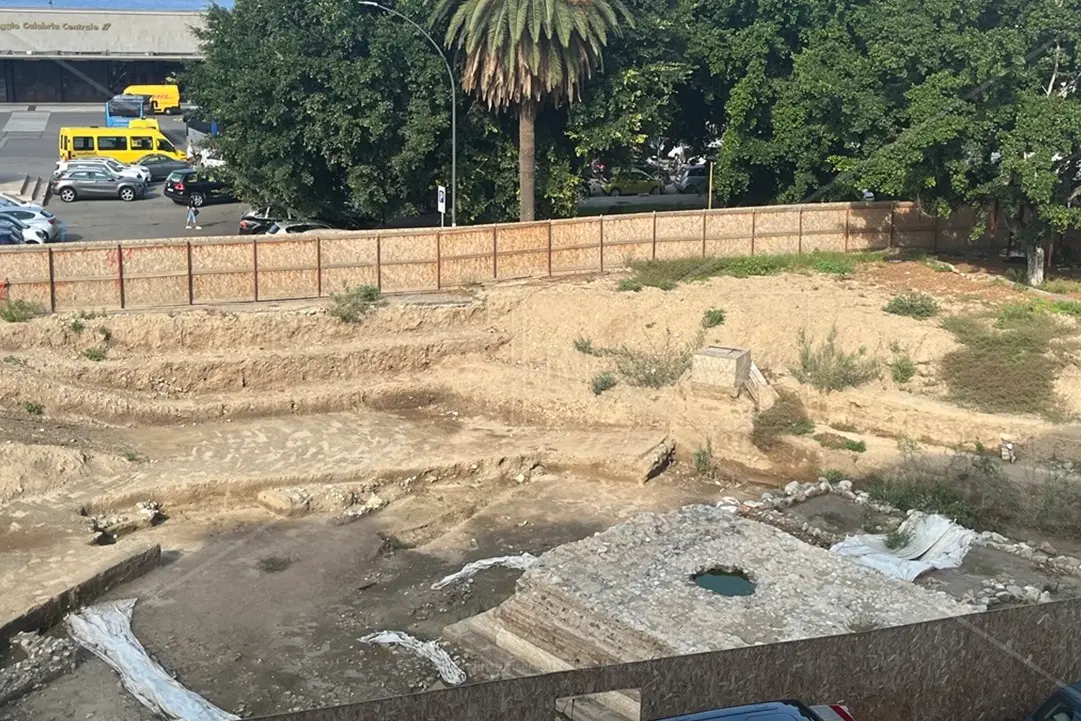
[0,0,226,103]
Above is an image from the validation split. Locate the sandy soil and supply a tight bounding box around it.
[2,256,1081,719]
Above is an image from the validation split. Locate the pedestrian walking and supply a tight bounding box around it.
[185,195,202,230]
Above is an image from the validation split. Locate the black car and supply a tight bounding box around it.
[163,169,236,206]
[135,154,190,182]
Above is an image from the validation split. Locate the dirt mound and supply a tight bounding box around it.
[0,301,484,355]
[0,443,126,501]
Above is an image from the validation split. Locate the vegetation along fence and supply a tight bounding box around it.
[0,201,992,312]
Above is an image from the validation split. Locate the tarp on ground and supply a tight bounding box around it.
[66,598,239,721]
[830,511,976,582]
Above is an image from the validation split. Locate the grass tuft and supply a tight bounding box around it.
[814,432,866,453]
[70,319,86,333]
[1039,278,1081,295]
[83,347,106,362]
[883,292,939,319]
[701,308,726,328]
[820,468,847,483]
[590,371,617,396]
[791,327,878,392]
[751,391,813,451]
[574,336,602,356]
[96,326,112,342]
[3,355,26,367]
[23,401,43,416]
[622,251,883,290]
[329,285,383,323]
[692,440,714,475]
[939,307,1073,417]
[890,353,916,384]
[885,527,913,550]
[0,300,45,323]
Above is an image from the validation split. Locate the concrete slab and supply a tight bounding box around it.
[466,505,973,670]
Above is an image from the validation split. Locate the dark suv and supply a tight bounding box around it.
[164,169,236,207]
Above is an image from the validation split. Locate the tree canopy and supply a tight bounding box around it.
[186,0,1081,253]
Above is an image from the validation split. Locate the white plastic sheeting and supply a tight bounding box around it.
[830,512,976,582]
[430,553,538,590]
[360,630,467,685]
[66,599,239,721]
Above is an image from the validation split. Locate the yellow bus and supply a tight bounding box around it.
[123,84,181,114]
[58,126,185,163]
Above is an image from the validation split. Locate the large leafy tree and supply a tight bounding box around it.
[185,0,456,221]
[434,0,634,221]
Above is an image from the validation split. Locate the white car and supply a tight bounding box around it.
[0,216,47,244]
[0,207,60,242]
[266,220,333,235]
[54,157,152,184]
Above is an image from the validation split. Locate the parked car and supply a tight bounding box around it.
[51,169,148,202]
[0,207,60,242]
[54,157,152,184]
[659,701,854,721]
[163,168,236,206]
[133,153,190,181]
[676,164,709,194]
[603,168,664,196]
[0,191,41,210]
[239,206,296,235]
[1025,682,1081,721]
[266,220,335,235]
[0,216,48,244]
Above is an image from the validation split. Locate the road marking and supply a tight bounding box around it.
[1,111,50,133]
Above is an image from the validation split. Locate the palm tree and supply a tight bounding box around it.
[434,0,632,221]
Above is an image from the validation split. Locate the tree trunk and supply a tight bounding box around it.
[518,100,537,222]
[1027,244,1046,287]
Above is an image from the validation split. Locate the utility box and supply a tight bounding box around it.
[690,346,751,398]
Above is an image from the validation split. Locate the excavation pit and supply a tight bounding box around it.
[692,567,755,597]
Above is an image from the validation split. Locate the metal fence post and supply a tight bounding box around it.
[117,243,125,309]
[252,239,259,302]
[47,247,56,312]
[376,235,382,291]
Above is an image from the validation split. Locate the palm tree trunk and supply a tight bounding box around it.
[519,99,537,222]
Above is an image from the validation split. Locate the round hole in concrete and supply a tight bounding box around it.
[692,567,756,596]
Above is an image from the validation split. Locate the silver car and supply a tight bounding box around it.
[54,157,152,184]
[0,207,60,242]
[52,169,148,202]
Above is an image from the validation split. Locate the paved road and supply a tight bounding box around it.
[0,108,245,241]
[0,106,710,243]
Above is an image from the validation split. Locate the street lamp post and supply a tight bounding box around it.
[358,1,456,227]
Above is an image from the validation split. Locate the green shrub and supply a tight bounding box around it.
[0,300,44,323]
[329,285,383,322]
[890,354,916,384]
[23,401,43,416]
[791,327,878,392]
[617,278,643,292]
[590,372,617,395]
[701,308,726,328]
[83,347,106,362]
[573,336,601,356]
[883,292,939,319]
[820,468,847,483]
[96,326,112,342]
[70,319,86,333]
[885,528,912,550]
[2,355,26,367]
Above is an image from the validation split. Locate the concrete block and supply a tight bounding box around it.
[256,488,311,518]
[690,346,751,397]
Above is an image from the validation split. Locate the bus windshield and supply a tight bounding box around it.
[105,95,150,127]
